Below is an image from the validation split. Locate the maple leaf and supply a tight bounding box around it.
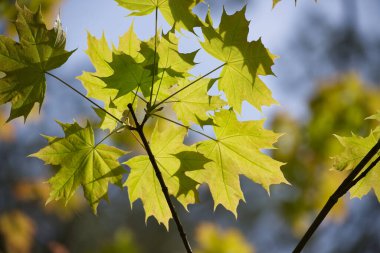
[125,121,209,228]
[138,28,198,99]
[100,27,198,105]
[187,109,287,215]
[115,0,203,32]
[0,4,73,121]
[77,31,137,131]
[30,121,127,212]
[333,114,380,199]
[200,7,277,113]
[171,78,226,126]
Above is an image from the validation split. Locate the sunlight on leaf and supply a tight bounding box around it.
[125,121,209,228]
[0,4,73,121]
[188,109,287,215]
[200,7,277,113]
[30,121,127,212]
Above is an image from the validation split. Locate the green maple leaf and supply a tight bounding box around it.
[201,7,277,113]
[95,26,197,107]
[138,28,198,99]
[171,78,226,126]
[30,121,127,212]
[0,4,73,121]
[187,109,287,215]
[333,114,380,199]
[125,121,209,228]
[77,31,137,130]
[115,0,203,32]
[100,52,151,99]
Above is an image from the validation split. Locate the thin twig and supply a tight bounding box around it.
[153,68,166,105]
[152,63,226,110]
[132,89,148,104]
[345,155,380,191]
[151,113,217,141]
[293,138,380,253]
[127,104,193,253]
[95,125,126,148]
[46,72,124,125]
[148,7,159,107]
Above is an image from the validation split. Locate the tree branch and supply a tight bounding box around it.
[127,103,193,253]
[293,138,380,253]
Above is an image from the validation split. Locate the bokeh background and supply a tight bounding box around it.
[1,0,380,252]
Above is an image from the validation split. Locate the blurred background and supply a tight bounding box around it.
[1,0,380,252]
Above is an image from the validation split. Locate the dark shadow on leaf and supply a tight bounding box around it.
[172,151,211,200]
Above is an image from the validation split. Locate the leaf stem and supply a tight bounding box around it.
[46,72,125,125]
[149,7,159,107]
[151,113,217,141]
[293,138,380,253]
[127,103,193,253]
[153,63,226,109]
[153,68,166,105]
[95,125,126,148]
[132,89,148,104]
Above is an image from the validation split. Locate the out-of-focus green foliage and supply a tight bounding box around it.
[194,223,255,253]
[96,229,140,253]
[272,73,380,234]
[0,211,35,253]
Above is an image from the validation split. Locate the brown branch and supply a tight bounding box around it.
[293,138,380,253]
[127,103,193,253]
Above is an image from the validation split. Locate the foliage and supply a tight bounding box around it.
[0,4,73,121]
[333,112,380,198]
[0,211,35,253]
[1,1,380,253]
[30,121,127,213]
[272,73,380,233]
[194,223,254,253]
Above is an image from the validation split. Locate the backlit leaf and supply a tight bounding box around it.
[125,121,209,228]
[171,78,226,126]
[201,7,277,112]
[188,110,287,215]
[0,4,73,121]
[30,121,127,212]
[333,114,380,199]
[115,0,203,32]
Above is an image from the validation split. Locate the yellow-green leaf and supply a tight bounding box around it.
[333,133,380,199]
[115,0,203,32]
[125,122,209,228]
[30,121,127,212]
[77,32,137,130]
[171,78,226,126]
[333,114,380,199]
[201,7,277,112]
[0,4,73,121]
[188,110,287,215]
